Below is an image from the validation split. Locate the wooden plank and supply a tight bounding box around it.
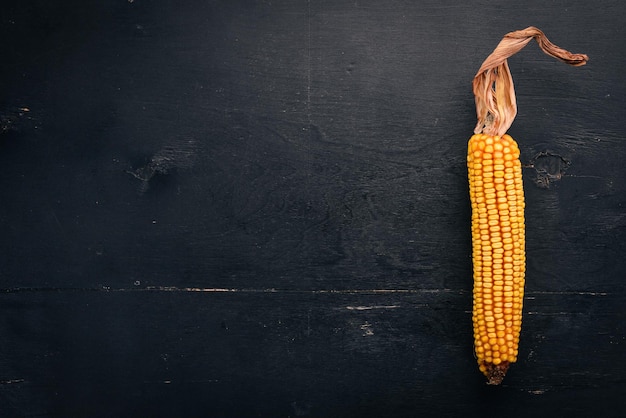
[0,289,623,416]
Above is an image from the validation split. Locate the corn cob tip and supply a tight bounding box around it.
[481,361,510,385]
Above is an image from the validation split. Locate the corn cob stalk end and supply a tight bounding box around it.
[481,362,509,385]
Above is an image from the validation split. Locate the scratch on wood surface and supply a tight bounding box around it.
[0,379,26,385]
[360,322,374,336]
[346,305,400,310]
[527,311,577,315]
[126,287,469,295]
[525,291,609,298]
[143,379,219,385]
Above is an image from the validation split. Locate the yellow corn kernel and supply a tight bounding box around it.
[468,133,525,385]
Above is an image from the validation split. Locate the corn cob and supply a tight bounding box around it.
[469,27,587,385]
[468,133,525,384]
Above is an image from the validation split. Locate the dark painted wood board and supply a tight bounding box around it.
[1,0,625,416]
[1,289,623,417]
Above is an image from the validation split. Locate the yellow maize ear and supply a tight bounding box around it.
[469,27,587,384]
[468,133,525,385]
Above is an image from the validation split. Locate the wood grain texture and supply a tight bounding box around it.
[1,0,625,416]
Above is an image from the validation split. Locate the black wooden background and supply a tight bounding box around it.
[1,1,625,417]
